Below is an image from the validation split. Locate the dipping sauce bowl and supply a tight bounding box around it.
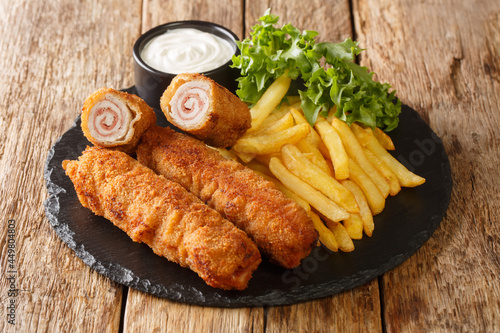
[133,21,240,109]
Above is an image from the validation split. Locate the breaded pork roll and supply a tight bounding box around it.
[81,88,156,153]
[63,146,261,290]
[160,73,251,148]
[136,126,318,269]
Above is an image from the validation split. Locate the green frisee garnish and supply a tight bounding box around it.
[231,9,401,131]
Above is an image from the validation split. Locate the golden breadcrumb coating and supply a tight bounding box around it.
[63,146,261,290]
[137,126,318,269]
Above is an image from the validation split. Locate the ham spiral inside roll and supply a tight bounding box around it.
[169,81,210,125]
[86,95,132,143]
[81,88,156,153]
[161,73,251,148]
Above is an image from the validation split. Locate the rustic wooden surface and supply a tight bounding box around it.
[0,0,498,332]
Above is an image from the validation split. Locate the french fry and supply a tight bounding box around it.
[212,147,239,161]
[254,153,279,166]
[290,108,322,146]
[316,142,331,163]
[277,102,302,117]
[364,133,426,187]
[315,117,349,180]
[256,171,311,212]
[246,72,291,133]
[363,147,401,196]
[348,158,385,215]
[350,122,372,147]
[250,112,294,136]
[269,157,350,222]
[280,144,359,213]
[309,211,338,252]
[277,184,311,213]
[374,127,395,150]
[342,213,364,240]
[325,220,355,252]
[295,138,332,176]
[283,95,301,105]
[244,159,274,178]
[232,75,426,255]
[325,159,336,176]
[331,117,390,197]
[231,149,256,163]
[232,123,310,155]
[341,180,375,237]
[290,107,331,159]
[256,100,297,132]
[326,106,337,123]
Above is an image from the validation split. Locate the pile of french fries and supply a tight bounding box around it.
[227,74,426,253]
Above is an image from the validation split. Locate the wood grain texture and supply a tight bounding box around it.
[123,2,382,333]
[264,283,382,333]
[353,0,500,331]
[244,2,382,332]
[141,0,245,39]
[244,0,352,42]
[123,289,264,333]
[0,0,142,331]
[1,0,498,331]
[120,1,259,332]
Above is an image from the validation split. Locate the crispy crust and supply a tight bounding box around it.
[81,88,156,153]
[62,146,261,290]
[137,126,319,269]
[160,73,251,148]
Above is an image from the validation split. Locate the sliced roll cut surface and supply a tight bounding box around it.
[170,81,210,124]
[82,88,156,152]
[87,94,131,142]
[161,73,251,148]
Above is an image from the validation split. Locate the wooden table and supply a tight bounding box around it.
[1,0,499,331]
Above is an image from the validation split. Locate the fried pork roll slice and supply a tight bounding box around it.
[81,88,156,153]
[160,73,251,148]
[136,126,319,269]
[62,146,261,290]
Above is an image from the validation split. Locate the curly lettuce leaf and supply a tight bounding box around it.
[231,9,401,131]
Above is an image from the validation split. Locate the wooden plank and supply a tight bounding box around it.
[0,0,143,331]
[141,0,244,39]
[244,0,353,42]
[123,289,264,333]
[353,0,500,331]
[121,2,266,333]
[243,2,383,332]
[265,283,382,332]
[124,2,382,332]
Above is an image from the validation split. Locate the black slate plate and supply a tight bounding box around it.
[44,87,452,307]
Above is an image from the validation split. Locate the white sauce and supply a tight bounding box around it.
[140,28,235,74]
